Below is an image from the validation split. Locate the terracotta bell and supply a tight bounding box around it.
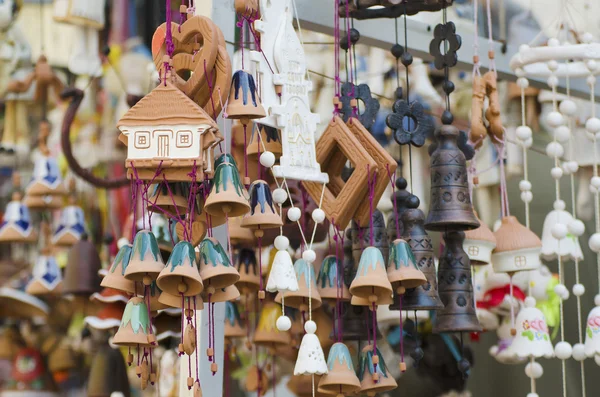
[247,123,282,160]
[433,231,482,333]
[253,301,291,348]
[235,248,260,294]
[317,255,351,301]
[226,70,266,124]
[491,216,541,273]
[157,241,204,297]
[147,182,189,216]
[158,290,203,310]
[0,194,37,243]
[229,216,255,246]
[358,344,397,396]
[224,301,246,339]
[125,230,166,284]
[275,258,322,311]
[26,253,62,296]
[205,285,241,303]
[317,342,361,395]
[204,156,250,218]
[241,180,283,230]
[113,297,155,347]
[395,196,444,311]
[349,247,393,305]
[63,235,102,296]
[425,124,479,232]
[463,211,497,265]
[197,237,240,290]
[52,204,86,247]
[101,244,135,294]
[386,238,427,294]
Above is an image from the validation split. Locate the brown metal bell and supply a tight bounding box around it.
[432,231,482,333]
[425,124,479,232]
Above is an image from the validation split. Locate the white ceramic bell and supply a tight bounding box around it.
[266,250,299,293]
[540,205,583,262]
[492,216,541,273]
[489,317,527,365]
[506,297,554,359]
[294,320,328,376]
[52,205,86,246]
[584,304,600,357]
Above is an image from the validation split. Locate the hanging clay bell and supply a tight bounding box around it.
[52,204,86,247]
[0,193,37,243]
[63,235,102,296]
[317,342,361,395]
[158,291,204,310]
[113,297,154,347]
[228,216,255,246]
[241,180,283,230]
[425,123,479,231]
[386,239,427,294]
[433,231,482,333]
[101,244,135,294]
[235,248,260,294]
[247,123,282,160]
[358,344,397,396]
[317,255,351,301]
[198,237,240,290]
[157,241,203,297]
[224,301,246,339]
[205,285,241,303]
[463,211,497,265]
[253,301,291,347]
[491,216,541,273]
[125,230,166,284]
[506,297,554,359]
[204,156,250,218]
[147,182,189,216]
[349,247,393,305]
[275,258,322,311]
[352,209,390,266]
[183,323,197,355]
[226,70,266,124]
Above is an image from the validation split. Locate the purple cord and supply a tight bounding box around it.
[386,165,401,239]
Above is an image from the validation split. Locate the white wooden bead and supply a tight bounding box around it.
[525,361,544,379]
[546,111,564,128]
[589,233,600,252]
[550,167,563,179]
[287,207,301,222]
[302,249,316,263]
[554,341,572,360]
[304,320,317,334]
[553,126,570,143]
[545,142,564,158]
[272,188,288,204]
[274,235,290,250]
[311,208,325,224]
[559,99,577,116]
[516,126,532,141]
[521,191,533,203]
[547,75,559,88]
[517,77,529,89]
[572,343,586,361]
[553,200,566,211]
[259,151,276,168]
[586,117,600,134]
[519,180,532,191]
[572,284,585,297]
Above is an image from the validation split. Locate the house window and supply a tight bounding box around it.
[177,130,193,148]
[468,246,479,256]
[135,131,150,149]
[514,256,527,268]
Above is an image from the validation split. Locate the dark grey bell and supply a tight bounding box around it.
[352,209,389,267]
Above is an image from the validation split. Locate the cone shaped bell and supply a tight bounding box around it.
[224,301,246,339]
[146,281,170,311]
[157,241,203,296]
[317,255,350,301]
[294,322,328,375]
[113,297,155,347]
[63,236,102,296]
[540,207,583,262]
[241,180,282,230]
[235,248,260,294]
[318,342,361,394]
[205,285,240,303]
[425,124,479,232]
[226,70,266,122]
[52,205,86,247]
[125,230,166,283]
[229,216,255,246]
[0,199,37,243]
[26,156,66,196]
[358,344,397,396]
[26,254,62,296]
[147,182,189,216]
[87,345,131,397]
[253,302,291,347]
[198,237,240,289]
[351,294,393,306]
[101,244,136,294]
[463,211,496,265]
[158,291,203,310]
[584,305,600,357]
[387,239,427,292]
[492,216,541,273]
[506,297,554,359]
[214,153,239,170]
[349,247,393,304]
[204,161,250,218]
[266,249,299,293]
[247,123,282,160]
[275,259,321,311]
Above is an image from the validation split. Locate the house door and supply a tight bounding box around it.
[157,134,170,157]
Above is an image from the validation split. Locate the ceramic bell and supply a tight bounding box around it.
[226,70,266,123]
[52,204,86,247]
[425,124,479,231]
[540,201,583,262]
[228,216,255,246]
[101,243,135,294]
[317,342,361,395]
[349,247,393,305]
[241,180,283,230]
[125,230,166,284]
[248,123,282,160]
[386,177,411,242]
[489,317,527,365]
[266,246,299,293]
[294,320,328,375]
[275,258,322,311]
[492,216,541,273]
[224,301,246,339]
[357,344,397,396]
[463,212,497,265]
[317,255,351,301]
[386,239,427,294]
[158,291,203,310]
[87,345,131,397]
[234,248,260,294]
[63,236,102,296]
[433,231,482,333]
[0,193,37,243]
[157,241,204,297]
[584,305,600,358]
[352,209,389,266]
[147,182,189,216]
[198,237,240,291]
[113,297,155,347]
[204,157,250,218]
[506,297,554,359]
[84,302,124,331]
[205,285,241,303]
[253,301,291,347]
[25,155,66,197]
[26,253,62,296]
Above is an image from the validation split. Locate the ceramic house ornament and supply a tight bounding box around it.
[294,320,328,375]
[540,202,583,262]
[101,244,135,294]
[0,193,37,243]
[275,258,322,311]
[113,297,155,347]
[350,247,393,305]
[253,302,291,347]
[197,237,240,290]
[584,304,600,357]
[117,79,221,182]
[318,342,361,395]
[26,254,62,296]
[463,212,497,265]
[317,255,351,301]
[506,297,554,359]
[204,158,250,218]
[386,239,427,294]
[52,205,86,247]
[492,216,542,273]
[358,345,398,396]
[125,230,165,284]
[157,241,204,297]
